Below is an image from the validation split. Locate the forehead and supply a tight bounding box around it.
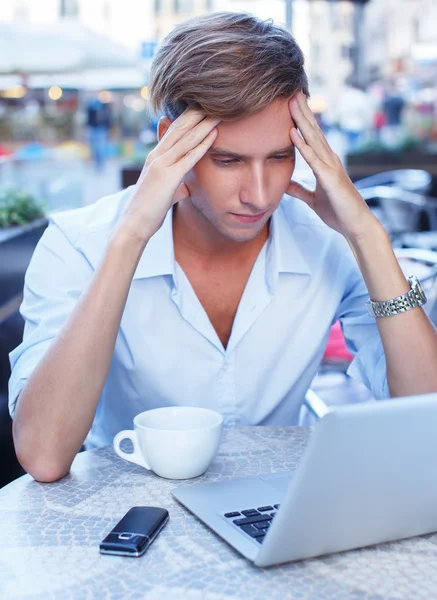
[212,97,294,155]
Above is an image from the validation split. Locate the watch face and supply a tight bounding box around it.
[408,275,427,304]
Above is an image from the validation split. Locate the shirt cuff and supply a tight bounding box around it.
[8,340,52,418]
[347,334,390,400]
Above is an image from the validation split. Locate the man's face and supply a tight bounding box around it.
[182,97,296,243]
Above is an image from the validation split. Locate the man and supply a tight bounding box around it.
[382,81,406,148]
[9,12,437,483]
[86,93,112,170]
[333,81,375,152]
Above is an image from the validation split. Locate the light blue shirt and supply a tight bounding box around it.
[9,187,388,448]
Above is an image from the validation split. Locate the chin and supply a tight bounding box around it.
[219,222,268,243]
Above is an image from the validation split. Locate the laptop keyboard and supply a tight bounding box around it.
[224,504,280,544]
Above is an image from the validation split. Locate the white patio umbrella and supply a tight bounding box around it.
[0,20,137,74]
[0,74,22,90]
[29,67,147,91]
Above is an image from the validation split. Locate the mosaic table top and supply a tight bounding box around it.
[1,426,437,600]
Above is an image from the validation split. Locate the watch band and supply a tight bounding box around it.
[366,275,427,318]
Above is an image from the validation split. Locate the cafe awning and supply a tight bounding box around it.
[0,21,137,75]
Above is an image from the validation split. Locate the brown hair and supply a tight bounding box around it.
[149,11,309,121]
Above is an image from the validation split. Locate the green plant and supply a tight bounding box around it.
[0,188,45,228]
[349,133,426,156]
[129,142,158,166]
[349,139,390,154]
[395,135,424,152]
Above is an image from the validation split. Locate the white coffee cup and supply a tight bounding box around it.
[113,406,223,479]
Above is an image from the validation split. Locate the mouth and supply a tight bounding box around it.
[229,210,269,224]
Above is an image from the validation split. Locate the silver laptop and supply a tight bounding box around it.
[172,393,437,567]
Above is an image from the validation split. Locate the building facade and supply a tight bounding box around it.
[306,1,355,117]
[365,0,437,85]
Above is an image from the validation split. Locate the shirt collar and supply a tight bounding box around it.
[265,202,312,293]
[133,200,312,285]
[133,207,176,280]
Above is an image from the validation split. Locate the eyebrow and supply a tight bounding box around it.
[207,144,295,159]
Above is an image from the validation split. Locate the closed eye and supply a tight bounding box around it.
[212,154,293,166]
[213,158,239,165]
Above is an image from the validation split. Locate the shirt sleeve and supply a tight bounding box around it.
[334,267,390,400]
[8,221,93,417]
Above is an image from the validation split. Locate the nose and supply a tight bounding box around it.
[240,163,270,212]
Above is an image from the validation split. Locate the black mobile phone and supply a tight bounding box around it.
[99,506,169,557]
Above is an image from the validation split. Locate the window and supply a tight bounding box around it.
[341,45,353,60]
[14,1,29,20]
[60,0,79,18]
[312,43,321,61]
[174,0,193,13]
[312,75,325,87]
[103,0,111,22]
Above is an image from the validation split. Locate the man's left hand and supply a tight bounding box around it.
[286,92,377,240]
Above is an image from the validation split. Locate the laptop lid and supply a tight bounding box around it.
[256,392,437,566]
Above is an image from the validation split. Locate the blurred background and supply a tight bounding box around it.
[1,0,437,486]
[0,0,436,210]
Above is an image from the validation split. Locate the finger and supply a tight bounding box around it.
[290,104,329,160]
[295,92,320,129]
[286,180,315,208]
[166,119,219,165]
[176,128,218,174]
[151,110,208,158]
[290,127,326,176]
[298,100,335,162]
[289,96,333,164]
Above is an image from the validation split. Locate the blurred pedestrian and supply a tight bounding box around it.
[381,81,406,148]
[86,94,112,170]
[373,108,387,141]
[336,81,375,152]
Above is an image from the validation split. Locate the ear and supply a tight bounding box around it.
[157,116,172,141]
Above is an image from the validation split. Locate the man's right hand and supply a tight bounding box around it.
[118,110,220,244]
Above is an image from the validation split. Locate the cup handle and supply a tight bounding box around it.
[113,430,151,470]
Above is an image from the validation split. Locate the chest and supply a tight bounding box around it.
[180,262,255,348]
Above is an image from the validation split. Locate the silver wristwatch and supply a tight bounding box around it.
[366,275,427,318]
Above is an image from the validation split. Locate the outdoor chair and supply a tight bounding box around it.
[354,169,432,195]
[304,247,437,424]
[359,185,437,245]
[399,231,437,252]
[0,310,25,488]
[359,184,437,250]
